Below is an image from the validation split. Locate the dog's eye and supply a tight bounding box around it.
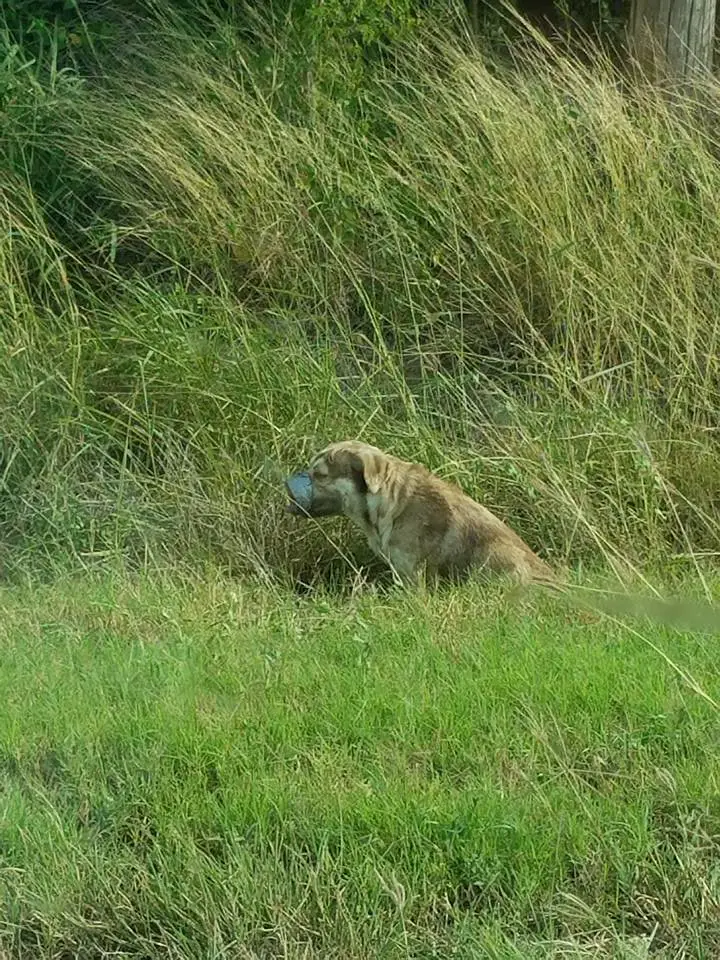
[313,467,329,480]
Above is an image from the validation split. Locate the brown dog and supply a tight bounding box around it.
[285,440,555,586]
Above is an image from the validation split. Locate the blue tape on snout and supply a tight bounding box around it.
[286,472,313,510]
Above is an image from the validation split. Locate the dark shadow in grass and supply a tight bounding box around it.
[290,553,395,599]
[287,553,536,600]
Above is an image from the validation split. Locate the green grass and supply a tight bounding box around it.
[0,572,719,958]
[2,9,720,578]
[2,5,720,957]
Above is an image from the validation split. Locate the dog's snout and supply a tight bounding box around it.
[285,471,313,514]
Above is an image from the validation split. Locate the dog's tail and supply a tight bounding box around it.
[525,573,720,640]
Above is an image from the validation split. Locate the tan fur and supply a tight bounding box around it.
[290,440,556,587]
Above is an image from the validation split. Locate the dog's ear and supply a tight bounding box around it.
[350,449,384,495]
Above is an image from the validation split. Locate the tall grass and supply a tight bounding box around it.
[2,10,720,581]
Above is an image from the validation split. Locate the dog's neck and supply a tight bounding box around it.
[345,492,393,557]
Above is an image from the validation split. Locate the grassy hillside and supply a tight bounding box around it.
[2,8,720,581]
[1,573,719,958]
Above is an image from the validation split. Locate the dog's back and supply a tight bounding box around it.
[387,458,554,585]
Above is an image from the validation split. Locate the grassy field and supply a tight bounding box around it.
[1,573,719,958]
[2,2,720,956]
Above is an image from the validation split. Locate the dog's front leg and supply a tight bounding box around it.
[385,547,420,588]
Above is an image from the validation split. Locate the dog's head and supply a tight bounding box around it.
[285,441,386,519]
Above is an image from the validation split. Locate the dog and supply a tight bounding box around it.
[285,440,556,587]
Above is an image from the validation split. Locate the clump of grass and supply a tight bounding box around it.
[2,10,720,578]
